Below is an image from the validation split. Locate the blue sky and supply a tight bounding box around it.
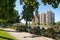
[15,0,60,23]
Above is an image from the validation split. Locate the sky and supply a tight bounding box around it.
[15,0,60,23]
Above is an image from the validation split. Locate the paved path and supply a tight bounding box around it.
[3,28,55,40]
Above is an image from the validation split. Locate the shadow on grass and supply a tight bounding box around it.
[0,29,4,31]
[0,36,14,40]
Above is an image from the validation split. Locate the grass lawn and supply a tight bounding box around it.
[0,29,16,40]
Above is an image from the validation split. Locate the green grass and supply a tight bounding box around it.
[0,29,16,40]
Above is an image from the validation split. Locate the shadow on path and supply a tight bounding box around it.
[23,35,40,38]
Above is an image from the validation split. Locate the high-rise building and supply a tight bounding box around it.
[32,10,55,26]
[46,10,55,25]
[40,12,46,25]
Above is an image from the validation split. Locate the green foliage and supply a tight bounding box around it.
[42,0,60,8]
[20,0,39,8]
[32,27,40,35]
[30,27,45,35]
[29,27,60,40]
[0,0,20,24]
[7,10,20,24]
[43,28,55,38]
[22,5,34,21]
[16,26,26,32]
[56,36,60,40]
[34,22,39,25]
[0,0,16,20]
[15,24,26,32]
[20,0,39,26]
[56,21,60,26]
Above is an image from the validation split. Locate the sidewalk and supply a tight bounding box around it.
[3,28,55,40]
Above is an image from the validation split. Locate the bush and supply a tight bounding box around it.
[56,36,60,40]
[30,26,60,40]
[43,28,56,39]
[32,27,40,35]
[30,26,46,36]
[25,26,31,32]
[42,27,60,40]
[12,23,26,32]
[16,25,26,32]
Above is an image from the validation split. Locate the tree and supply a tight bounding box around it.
[7,10,20,24]
[0,0,20,24]
[22,5,34,26]
[20,0,39,26]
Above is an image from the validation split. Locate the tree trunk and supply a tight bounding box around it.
[29,21,30,26]
[26,20,28,27]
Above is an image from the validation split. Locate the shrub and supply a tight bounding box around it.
[30,26,46,36]
[25,26,31,32]
[16,25,26,32]
[56,36,60,40]
[33,27,40,35]
[30,26,60,40]
[43,28,56,38]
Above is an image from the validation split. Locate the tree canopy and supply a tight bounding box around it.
[20,0,39,26]
[42,0,60,8]
[0,0,20,24]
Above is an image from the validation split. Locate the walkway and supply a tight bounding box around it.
[3,28,55,40]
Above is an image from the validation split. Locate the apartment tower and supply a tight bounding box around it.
[32,10,55,26]
[46,10,55,26]
[40,12,46,25]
